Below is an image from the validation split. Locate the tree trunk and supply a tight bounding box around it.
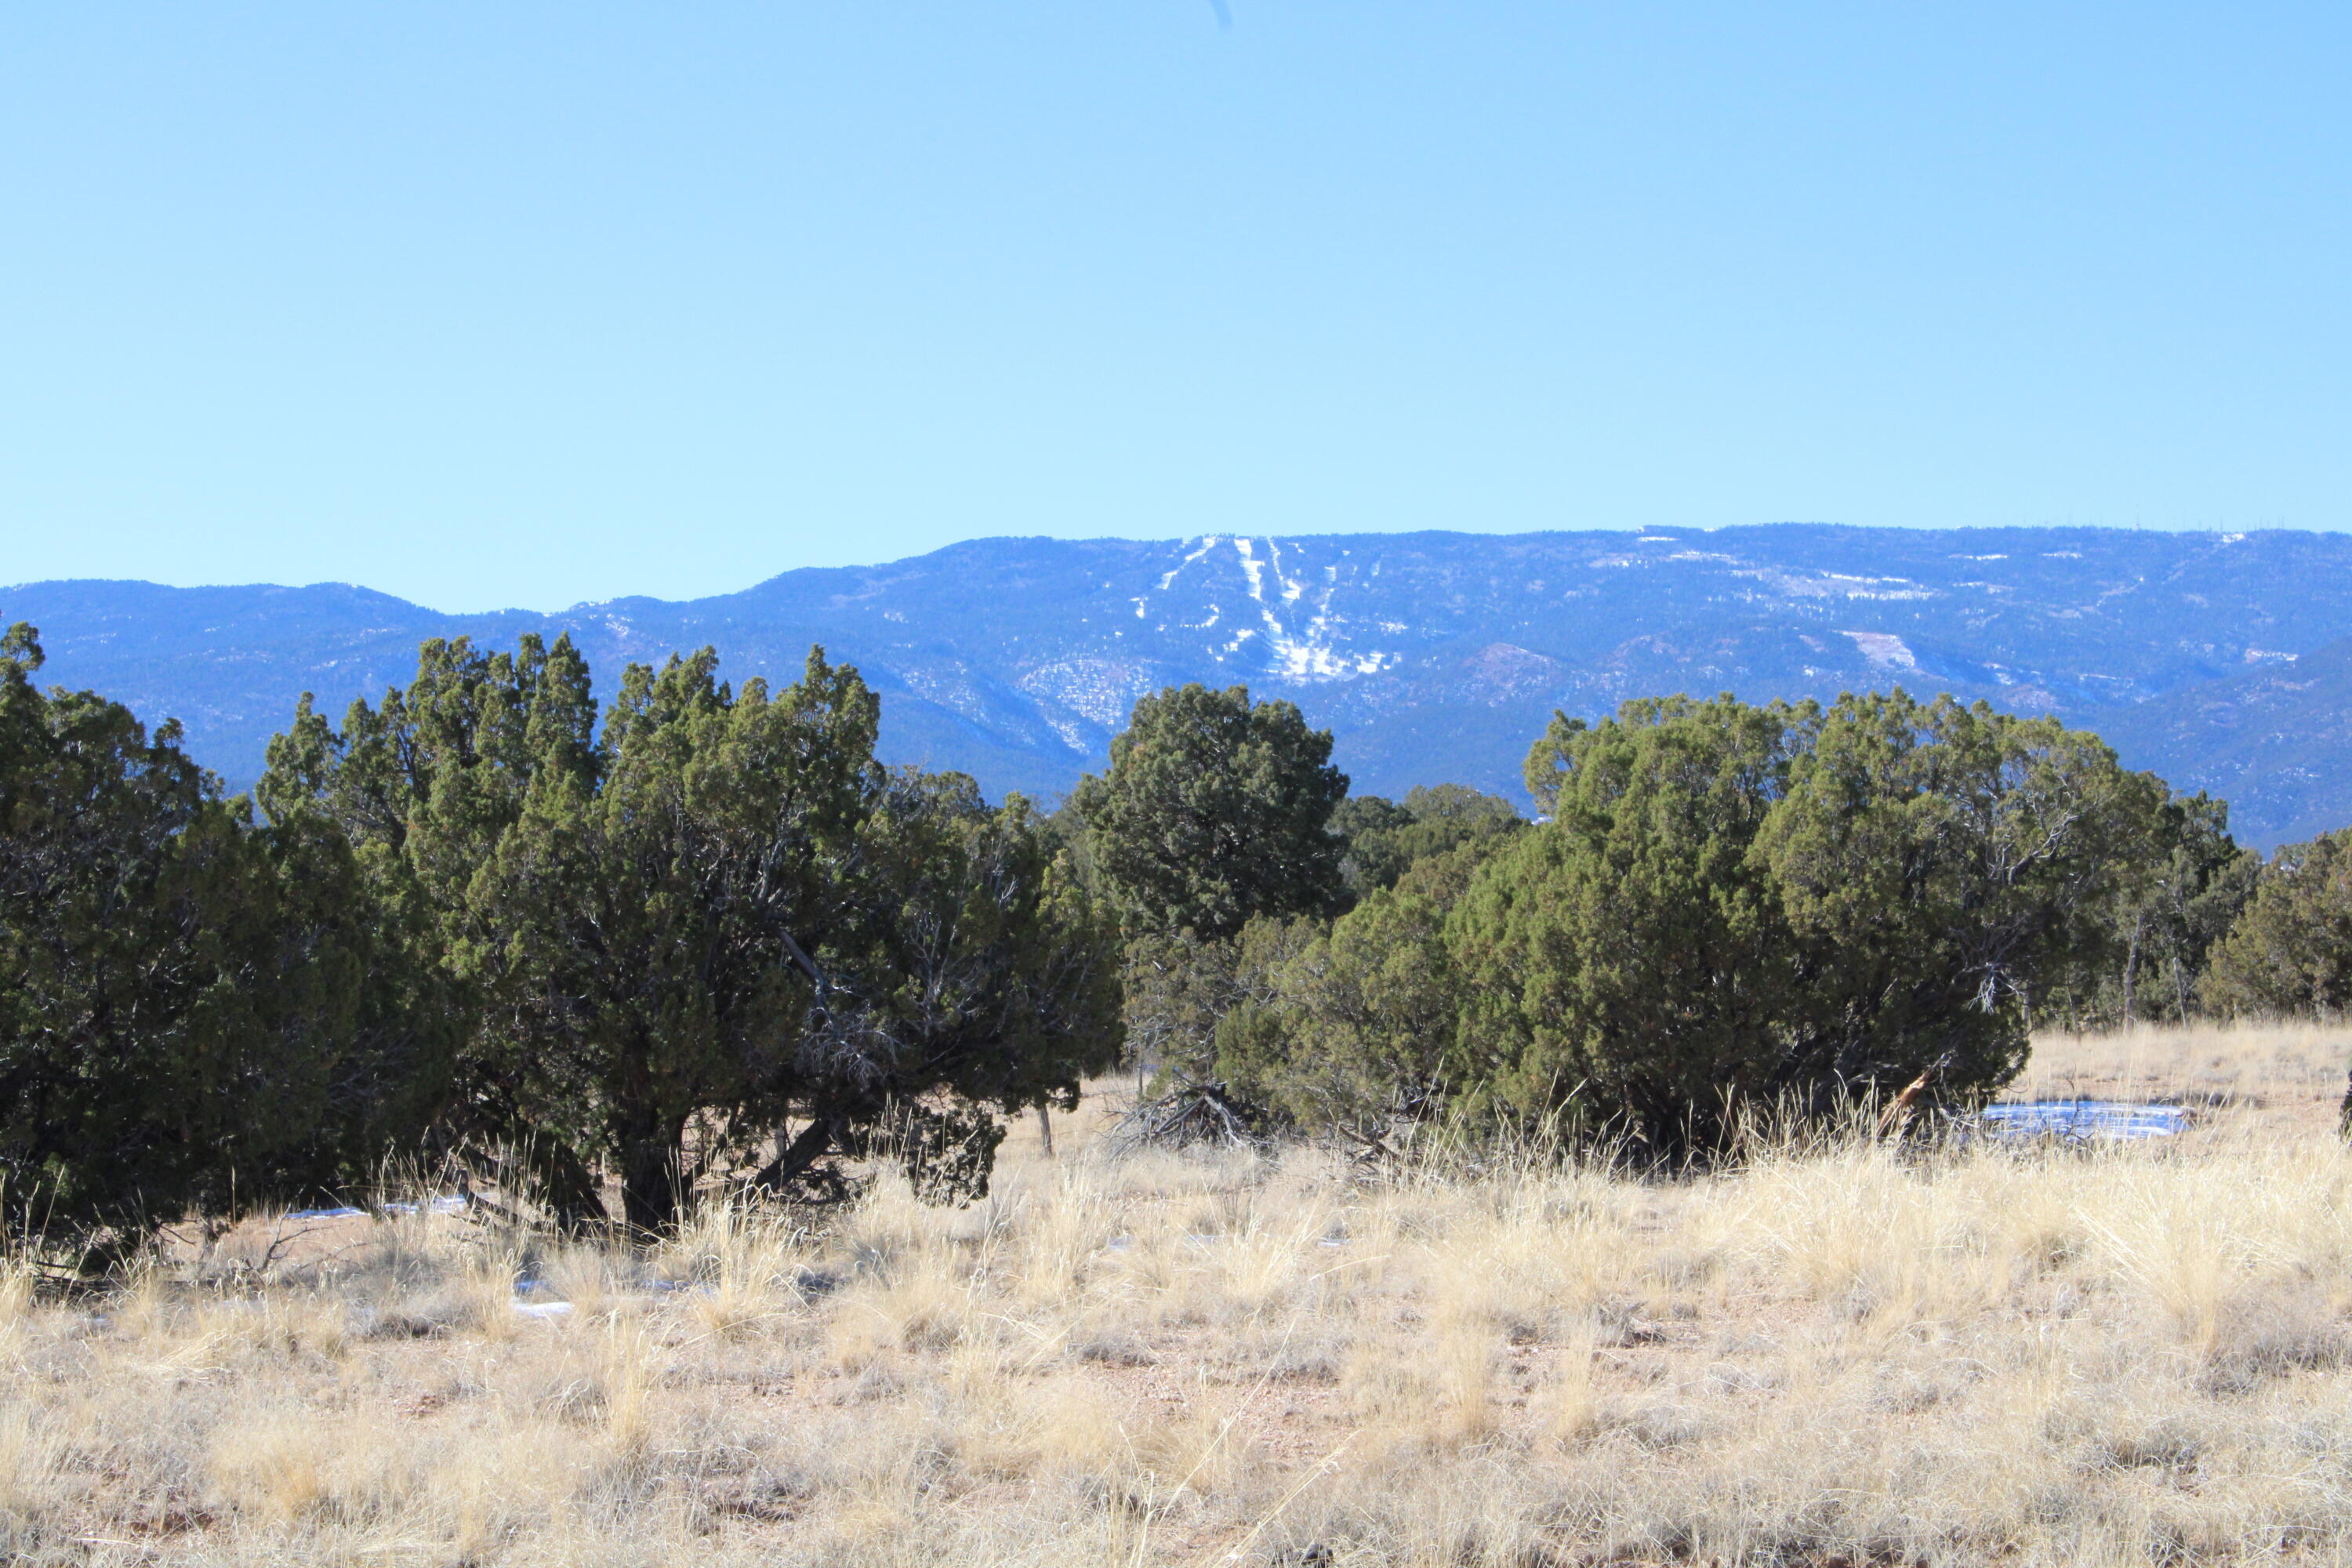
[1036,1103,1055,1159]
[2172,953,2191,1022]
[618,1123,687,1236]
[528,1137,611,1233]
[747,1116,837,1195]
[2122,913,2143,1031]
[465,1101,608,1232]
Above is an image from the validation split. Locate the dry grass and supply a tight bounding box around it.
[4,1024,2352,1565]
[2014,1018,2351,1131]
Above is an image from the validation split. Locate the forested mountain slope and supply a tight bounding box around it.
[2092,633,2352,848]
[12,524,2352,847]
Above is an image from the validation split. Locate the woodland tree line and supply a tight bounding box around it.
[0,623,2344,1240]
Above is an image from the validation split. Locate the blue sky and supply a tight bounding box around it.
[5,3,2347,612]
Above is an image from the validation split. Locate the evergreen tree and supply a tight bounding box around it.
[1224,850,1478,1145]
[1757,691,2165,1105]
[263,640,1120,1230]
[2127,794,2258,1023]
[473,646,879,1229]
[257,633,601,1214]
[0,626,419,1234]
[1334,784,1522,899]
[1450,696,1808,1151]
[1073,684,1348,941]
[1344,691,2169,1156]
[2201,831,2352,1018]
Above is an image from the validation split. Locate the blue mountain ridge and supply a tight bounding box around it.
[9,524,2352,849]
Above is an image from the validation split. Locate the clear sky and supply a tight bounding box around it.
[5,4,2347,612]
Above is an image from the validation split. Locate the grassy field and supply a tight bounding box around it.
[5,1023,2352,1566]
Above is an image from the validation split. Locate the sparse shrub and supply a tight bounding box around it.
[2201,1278,2350,1394]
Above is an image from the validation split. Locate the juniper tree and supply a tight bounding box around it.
[259,633,603,1215]
[1334,784,1522,899]
[1438,691,2160,1155]
[1450,695,1809,1152]
[1073,683,1348,942]
[1758,691,2166,1103]
[2201,830,2352,1018]
[0,625,426,1235]
[265,641,1120,1230]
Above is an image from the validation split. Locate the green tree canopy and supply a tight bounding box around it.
[1451,695,1808,1149]
[258,632,604,1211]
[1073,683,1348,941]
[2201,831,2352,1018]
[263,641,1120,1230]
[1222,848,1483,1146]
[2043,789,2254,1026]
[1344,690,2173,1156]
[1756,691,2166,1105]
[1,626,430,1235]
[1335,783,1523,898]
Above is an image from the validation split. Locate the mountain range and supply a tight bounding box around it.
[9,524,2352,850]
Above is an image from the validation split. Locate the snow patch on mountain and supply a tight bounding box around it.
[1017,658,1162,728]
[1753,569,1937,602]
[1158,536,1220,591]
[1132,536,1400,684]
[22,524,2352,848]
[1842,631,1919,670]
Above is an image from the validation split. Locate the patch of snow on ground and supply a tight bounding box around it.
[1979,1102,2190,1142]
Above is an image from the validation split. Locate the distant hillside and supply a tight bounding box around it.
[2091,633,2352,848]
[10,525,2352,848]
